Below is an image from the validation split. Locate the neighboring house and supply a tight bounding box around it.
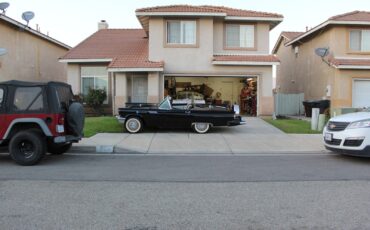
[273,11,370,114]
[60,5,283,115]
[0,14,70,82]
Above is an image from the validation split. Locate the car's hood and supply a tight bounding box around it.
[330,112,370,122]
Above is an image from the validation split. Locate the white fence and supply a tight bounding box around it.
[274,93,305,116]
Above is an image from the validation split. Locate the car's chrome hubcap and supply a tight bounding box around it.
[128,121,138,130]
[196,123,208,131]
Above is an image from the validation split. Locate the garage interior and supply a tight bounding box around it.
[164,76,258,116]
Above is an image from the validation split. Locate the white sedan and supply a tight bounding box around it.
[323,108,370,156]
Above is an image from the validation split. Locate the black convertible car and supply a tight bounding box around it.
[117,97,244,134]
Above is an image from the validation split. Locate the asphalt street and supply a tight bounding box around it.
[1,152,370,229]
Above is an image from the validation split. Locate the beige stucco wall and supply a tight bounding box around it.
[275,28,335,100]
[148,17,274,115]
[0,20,68,82]
[114,72,128,114]
[329,26,370,58]
[331,69,370,109]
[213,19,270,54]
[147,72,161,103]
[149,17,214,73]
[67,64,80,94]
[276,25,370,112]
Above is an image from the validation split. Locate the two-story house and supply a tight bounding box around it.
[0,14,70,82]
[273,11,370,114]
[60,5,283,115]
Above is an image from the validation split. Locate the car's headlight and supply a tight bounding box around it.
[347,119,370,129]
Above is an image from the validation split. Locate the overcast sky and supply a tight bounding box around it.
[3,0,370,50]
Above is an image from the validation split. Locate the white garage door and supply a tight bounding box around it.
[353,80,370,108]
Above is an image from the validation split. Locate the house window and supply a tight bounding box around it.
[225,24,255,49]
[350,29,370,52]
[81,66,108,104]
[166,20,197,45]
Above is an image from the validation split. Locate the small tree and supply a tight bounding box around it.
[85,88,107,115]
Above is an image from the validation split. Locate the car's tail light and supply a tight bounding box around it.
[56,114,65,133]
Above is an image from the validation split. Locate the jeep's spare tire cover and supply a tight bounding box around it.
[67,102,85,136]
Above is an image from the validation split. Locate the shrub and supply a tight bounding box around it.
[85,88,107,115]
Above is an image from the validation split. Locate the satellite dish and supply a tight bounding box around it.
[0,2,9,14]
[0,48,7,56]
[21,11,35,26]
[315,48,329,57]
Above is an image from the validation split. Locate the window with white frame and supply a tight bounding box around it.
[81,66,108,104]
[225,24,255,49]
[166,20,197,45]
[350,29,370,52]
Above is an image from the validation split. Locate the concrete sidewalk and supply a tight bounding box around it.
[72,118,327,154]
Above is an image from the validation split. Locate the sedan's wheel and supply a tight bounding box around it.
[125,117,143,133]
[193,123,211,134]
[9,131,46,166]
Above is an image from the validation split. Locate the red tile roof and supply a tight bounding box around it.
[61,29,163,69]
[136,5,283,18]
[213,55,279,63]
[281,31,304,41]
[330,11,370,22]
[287,11,370,46]
[329,57,370,67]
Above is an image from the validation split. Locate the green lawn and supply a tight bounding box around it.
[263,117,322,134]
[83,117,123,137]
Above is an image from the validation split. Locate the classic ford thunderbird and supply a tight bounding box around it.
[117,97,244,134]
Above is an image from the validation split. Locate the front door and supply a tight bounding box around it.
[132,75,148,103]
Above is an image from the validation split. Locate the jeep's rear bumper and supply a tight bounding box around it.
[54,135,81,144]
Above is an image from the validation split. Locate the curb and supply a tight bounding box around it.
[69,145,330,155]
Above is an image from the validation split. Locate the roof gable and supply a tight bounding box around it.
[286,11,370,46]
[330,11,370,22]
[136,5,283,33]
[60,29,163,69]
[0,14,70,50]
[272,31,303,54]
[136,5,283,18]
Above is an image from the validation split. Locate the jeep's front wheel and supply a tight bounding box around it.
[9,131,46,166]
[48,143,72,155]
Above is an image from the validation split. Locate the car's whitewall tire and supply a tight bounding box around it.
[193,123,211,134]
[125,117,143,133]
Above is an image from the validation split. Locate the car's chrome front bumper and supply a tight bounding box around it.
[116,115,126,124]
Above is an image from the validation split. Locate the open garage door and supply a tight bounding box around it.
[353,79,370,108]
[164,76,258,116]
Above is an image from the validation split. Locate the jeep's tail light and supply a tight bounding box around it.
[56,115,65,133]
[57,115,65,125]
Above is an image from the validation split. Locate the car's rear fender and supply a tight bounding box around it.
[3,118,52,140]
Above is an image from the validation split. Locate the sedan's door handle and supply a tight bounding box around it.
[185,111,191,114]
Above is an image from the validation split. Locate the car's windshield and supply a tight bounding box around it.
[365,107,370,112]
[159,96,172,110]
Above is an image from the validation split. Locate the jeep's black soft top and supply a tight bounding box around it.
[0,80,71,88]
[1,80,74,113]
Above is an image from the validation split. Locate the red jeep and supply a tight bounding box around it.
[0,81,84,165]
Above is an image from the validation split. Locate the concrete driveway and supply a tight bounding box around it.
[75,117,326,154]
